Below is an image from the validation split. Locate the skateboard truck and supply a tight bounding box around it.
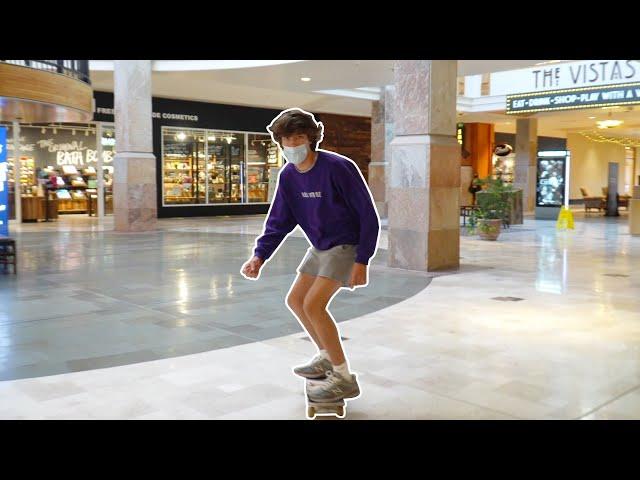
[305,379,347,419]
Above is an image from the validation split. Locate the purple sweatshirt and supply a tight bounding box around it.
[254,150,380,266]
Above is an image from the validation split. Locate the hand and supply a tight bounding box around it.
[241,255,264,280]
[348,262,368,289]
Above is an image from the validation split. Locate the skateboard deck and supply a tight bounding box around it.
[305,379,346,419]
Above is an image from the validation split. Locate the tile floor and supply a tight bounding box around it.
[0,211,639,419]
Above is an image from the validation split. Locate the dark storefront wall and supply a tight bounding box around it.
[93,92,372,218]
[494,132,568,152]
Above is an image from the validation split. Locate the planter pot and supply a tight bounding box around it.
[478,219,502,241]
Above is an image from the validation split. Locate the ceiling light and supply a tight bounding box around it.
[588,116,596,119]
[41,127,46,134]
[597,119,624,129]
[208,135,216,141]
[226,136,233,144]
[53,128,57,134]
[85,130,90,136]
[176,132,186,141]
[72,129,76,135]
[300,77,311,82]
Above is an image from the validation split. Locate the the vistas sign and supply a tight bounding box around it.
[506,82,640,114]
[491,60,640,97]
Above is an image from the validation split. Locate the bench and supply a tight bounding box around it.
[0,236,17,274]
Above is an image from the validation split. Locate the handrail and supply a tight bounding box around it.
[0,60,91,85]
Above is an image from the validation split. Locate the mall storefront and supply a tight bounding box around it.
[1,122,116,221]
[3,92,301,222]
[93,91,288,218]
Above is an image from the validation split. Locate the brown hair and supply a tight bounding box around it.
[268,109,323,151]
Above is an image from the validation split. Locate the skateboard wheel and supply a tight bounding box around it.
[336,406,345,417]
[307,407,316,418]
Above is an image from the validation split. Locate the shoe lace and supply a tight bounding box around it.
[324,370,341,385]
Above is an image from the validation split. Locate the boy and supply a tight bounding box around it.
[241,108,380,403]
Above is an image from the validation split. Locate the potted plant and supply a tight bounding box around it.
[468,176,514,241]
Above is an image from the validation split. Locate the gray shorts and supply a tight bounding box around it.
[297,244,358,288]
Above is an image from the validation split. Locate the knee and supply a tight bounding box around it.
[303,296,325,318]
[286,293,305,313]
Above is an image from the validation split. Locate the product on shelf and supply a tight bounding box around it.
[71,177,87,187]
[62,165,79,175]
[56,189,72,200]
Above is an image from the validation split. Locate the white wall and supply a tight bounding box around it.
[567,133,626,200]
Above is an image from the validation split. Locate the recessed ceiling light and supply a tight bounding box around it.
[300,77,311,82]
[588,116,596,119]
[597,119,624,129]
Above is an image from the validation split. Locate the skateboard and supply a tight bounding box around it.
[305,379,346,419]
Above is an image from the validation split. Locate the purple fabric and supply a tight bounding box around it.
[254,150,380,265]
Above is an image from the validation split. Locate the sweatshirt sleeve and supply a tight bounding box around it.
[253,179,297,262]
[331,159,381,266]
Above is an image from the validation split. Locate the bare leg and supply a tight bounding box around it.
[303,276,346,366]
[286,273,325,351]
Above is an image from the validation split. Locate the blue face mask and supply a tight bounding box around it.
[283,143,309,165]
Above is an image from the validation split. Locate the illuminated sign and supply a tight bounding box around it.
[0,127,8,236]
[506,82,640,114]
[491,60,640,96]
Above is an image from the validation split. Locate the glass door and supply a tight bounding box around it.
[100,124,115,215]
[206,131,245,204]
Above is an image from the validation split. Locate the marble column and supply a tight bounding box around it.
[368,85,395,219]
[113,60,157,232]
[514,117,538,212]
[369,97,386,218]
[383,85,395,219]
[388,61,460,272]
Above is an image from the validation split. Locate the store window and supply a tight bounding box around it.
[162,126,282,206]
[162,128,206,204]
[2,123,115,220]
[457,77,465,96]
[247,133,281,203]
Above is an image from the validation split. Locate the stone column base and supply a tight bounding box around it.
[388,135,460,272]
[368,160,388,219]
[629,198,640,235]
[460,165,473,206]
[375,201,388,219]
[113,152,158,232]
